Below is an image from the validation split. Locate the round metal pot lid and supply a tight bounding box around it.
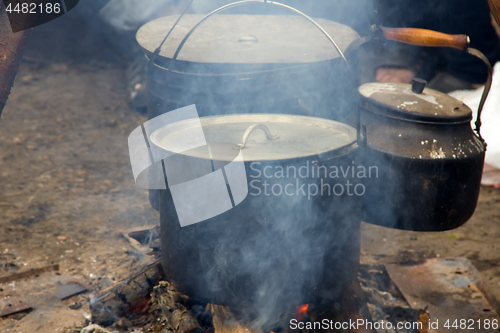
[150,114,357,162]
[358,82,472,123]
[137,14,359,65]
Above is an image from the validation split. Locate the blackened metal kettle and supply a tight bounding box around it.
[357,34,492,231]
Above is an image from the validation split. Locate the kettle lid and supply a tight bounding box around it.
[358,80,472,123]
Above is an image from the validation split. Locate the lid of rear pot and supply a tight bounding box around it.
[150,114,357,162]
[136,14,359,65]
[358,81,472,123]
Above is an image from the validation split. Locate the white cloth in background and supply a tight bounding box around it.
[449,62,500,186]
[98,0,232,32]
[99,0,172,31]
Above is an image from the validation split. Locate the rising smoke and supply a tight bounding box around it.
[104,0,386,330]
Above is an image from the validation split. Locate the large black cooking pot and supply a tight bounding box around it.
[150,114,361,323]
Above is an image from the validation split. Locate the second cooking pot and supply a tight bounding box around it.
[137,13,360,120]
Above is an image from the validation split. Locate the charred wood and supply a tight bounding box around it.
[90,260,164,326]
[147,281,203,333]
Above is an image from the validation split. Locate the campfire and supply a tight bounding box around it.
[81,227,498,333]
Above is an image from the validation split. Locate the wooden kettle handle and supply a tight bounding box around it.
[488,0,500,27]
[381,27,470,50]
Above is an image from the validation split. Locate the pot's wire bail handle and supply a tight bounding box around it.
[235,124,278,149]
[169,0,352,76]
[377,26,491,142]
[168,0,359,144]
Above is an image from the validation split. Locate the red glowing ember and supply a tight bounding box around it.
[295,304,309,321]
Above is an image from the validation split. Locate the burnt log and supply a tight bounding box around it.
[90,260,164,326]
[148,281,203,333]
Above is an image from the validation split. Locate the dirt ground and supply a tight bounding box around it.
[1,8,500,333]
